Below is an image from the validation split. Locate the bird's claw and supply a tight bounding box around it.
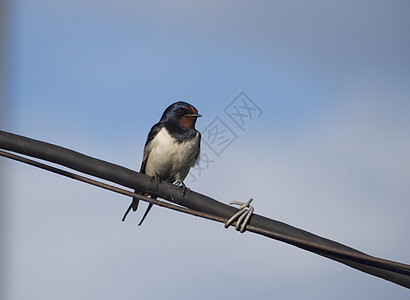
[150,172,161,191]
[224,198,254,233]
[175,180,190,196]
[181,181,191,196]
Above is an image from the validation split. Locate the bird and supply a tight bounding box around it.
[122,101,202,225]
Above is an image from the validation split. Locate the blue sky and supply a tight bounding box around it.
[2,1,410,299]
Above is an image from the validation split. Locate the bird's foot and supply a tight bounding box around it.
[150,172,161,191]
[224,198,254,233]
[178,180,190,197]
[146,172,161,197]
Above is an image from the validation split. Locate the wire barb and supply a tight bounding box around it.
[224,198,254,233]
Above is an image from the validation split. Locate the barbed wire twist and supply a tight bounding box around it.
[225,198,254,233]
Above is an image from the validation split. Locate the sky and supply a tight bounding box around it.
[1,0,410,299]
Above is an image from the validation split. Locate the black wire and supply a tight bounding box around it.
[1,130,410,288]
[0,149,228,224]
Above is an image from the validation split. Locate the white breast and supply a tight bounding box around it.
[144,127,199,182]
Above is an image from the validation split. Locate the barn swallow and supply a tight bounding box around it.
[122,101,202,225]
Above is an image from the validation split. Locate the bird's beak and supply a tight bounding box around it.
[185,113,202,118]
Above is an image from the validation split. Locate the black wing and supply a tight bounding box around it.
[139,123,163,174]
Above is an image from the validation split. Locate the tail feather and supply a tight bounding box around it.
[122,189,155,226]
[121,190,140,222]
[137,202,154,226]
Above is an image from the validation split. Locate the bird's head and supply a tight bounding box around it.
[160,101,202,129]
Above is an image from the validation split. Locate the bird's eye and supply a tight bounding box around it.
[177,108,184,114]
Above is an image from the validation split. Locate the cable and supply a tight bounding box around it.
[1,130,410,288]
